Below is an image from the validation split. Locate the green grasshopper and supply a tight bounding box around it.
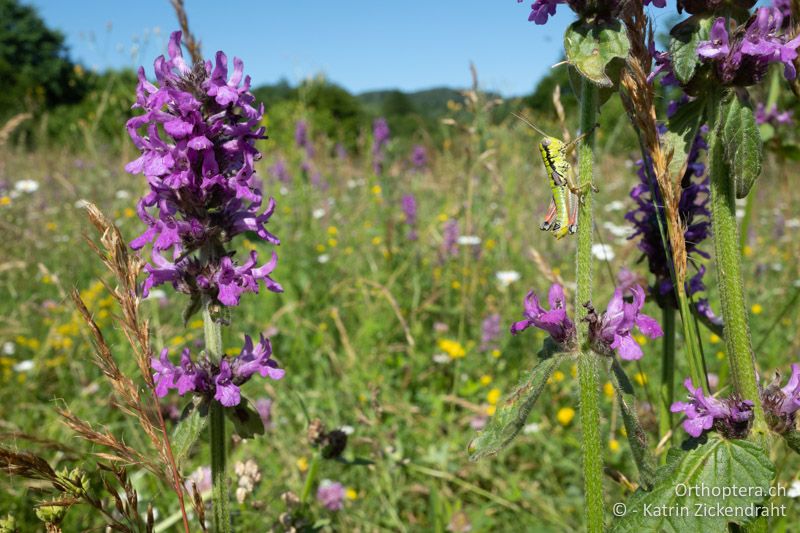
[513,113,597,240]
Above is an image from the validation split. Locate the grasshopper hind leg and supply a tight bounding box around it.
[540,198,558,232]
[567,191,578,234]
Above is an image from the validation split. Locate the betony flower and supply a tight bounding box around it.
[520,0,624,24]
[586,284,663,360]
[755,102,794,126]
[511,283,576,346]
[480,313,502,352]
[150,333,283,408]
[372,118,391,175]
[761,364,800,433]
[697,8,800,85]
[269,157,292,185]
[126,31,281,308]
[401,194,418,241]
[317,480,345,511]
[441,219,459,261]
[626,111,717,325]
[671,378,754,438]
[410,145,428,170]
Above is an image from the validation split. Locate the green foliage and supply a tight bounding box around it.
[0,0,86,118]
[172,398,209,467]
[663,94,706,179]
[564,20,630,89]
[719,92,763,199]
[301,80,366,152]
[669,15,712,85]
[469,340,571,461]
[612,434,775,532]
[226,397,266,439]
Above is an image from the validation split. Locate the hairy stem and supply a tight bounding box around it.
[708,116,767,438]
[658,306,676,456]
[575,78,604,533]
[204,302,231,532]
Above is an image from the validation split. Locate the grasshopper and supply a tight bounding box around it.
[513,112,598,239]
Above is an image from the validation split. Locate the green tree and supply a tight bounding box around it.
[0,0,86,120]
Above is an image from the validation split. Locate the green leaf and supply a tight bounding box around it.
[564,20,630,88]
[663,94,706,181]
[225,397,265,439]
[669,15,712,84]
[172,398,209,466]
[469,348,571,460]
[609,360,656,490]
[782,430,800,455]
[611,434,775,532]
[720,94,763,199]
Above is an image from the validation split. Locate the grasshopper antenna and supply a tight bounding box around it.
[565,122,600,150]
[511,112,553,138]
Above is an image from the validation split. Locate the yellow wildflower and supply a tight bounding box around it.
[751,303,763,315]
[296,457,308,472]
[487,388,501,405]
[634,372,648,386]
[556,407,575,426]
[609,439,620,452]
[709,333,720,344]
[603,381,614,398]
[327,226,338,236]
[480,375,493,386]
[438,339,466,359]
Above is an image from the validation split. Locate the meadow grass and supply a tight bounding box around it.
[1,104,799,531]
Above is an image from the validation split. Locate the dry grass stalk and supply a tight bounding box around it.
[619,4,689,296]
[58,408,157,473]
[170,0,203,64]
[0,113,31,147]
[78,203,191,531]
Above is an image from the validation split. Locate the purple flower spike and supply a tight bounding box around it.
[671,378,754,438]
[126,31,281,308]
[410,145,427,170]
[401,194,418,241]
[511,283,575,346]
[587,284,663,360]
[372,118,391,174]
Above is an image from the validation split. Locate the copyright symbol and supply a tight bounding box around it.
[613,503,626,517]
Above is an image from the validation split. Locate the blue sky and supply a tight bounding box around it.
[30,1,688,96]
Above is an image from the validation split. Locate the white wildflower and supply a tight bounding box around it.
[495,270,521,287]
[591,243,615,261]
[457,235,481,246]
[14,180,39,193]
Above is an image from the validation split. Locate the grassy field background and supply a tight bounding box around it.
[2,66,800,531]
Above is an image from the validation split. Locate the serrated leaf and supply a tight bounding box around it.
[669,15,712,84]
[226,397,265,439]
[567,65,614,108]
[782,430,800,455]
[611,434,774,532]
[609,360,655,489]
[664,95,706,181]
[564,20,630,88]
[720,94,763,198]
[172,398,209,466]
[469,350,570,460]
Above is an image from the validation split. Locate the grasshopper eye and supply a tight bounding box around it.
[541,138,551,147]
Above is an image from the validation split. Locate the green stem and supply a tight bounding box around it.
[300,454,321,504]
[708,115,767,438]
[658,306,676,454]
[575,78,604,533]
[203,302,231,532]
